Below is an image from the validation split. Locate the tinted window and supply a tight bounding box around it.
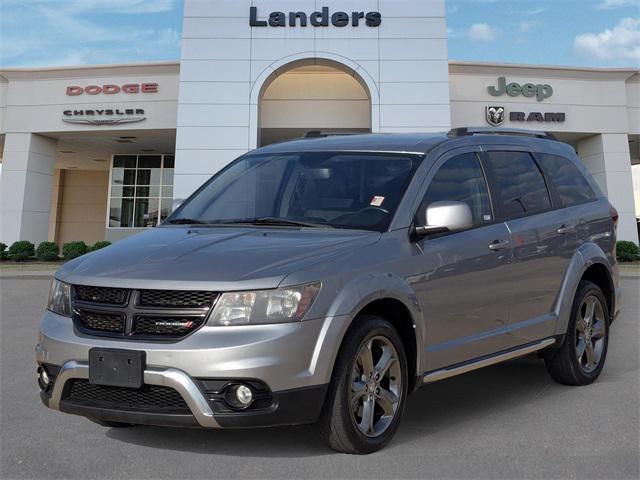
[170,152,421,232]
[419,153,492,226]
[485,151,551,218]
[537,153,596,207]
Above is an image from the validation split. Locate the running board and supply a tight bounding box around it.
[422,338,556,384]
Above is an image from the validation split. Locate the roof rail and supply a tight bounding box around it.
[448,127,557,141]
[303,130,364,139]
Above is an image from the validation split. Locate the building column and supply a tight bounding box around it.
[576,134,639,243]
[0,133,57,244]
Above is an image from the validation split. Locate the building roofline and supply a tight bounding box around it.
[0,60,180,81]
[448,59,639,74]
[0,60,180,73]
[449,60,639,82]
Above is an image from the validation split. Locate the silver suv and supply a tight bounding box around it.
[37,128,621,454]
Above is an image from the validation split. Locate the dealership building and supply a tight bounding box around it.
[1,0,638,246]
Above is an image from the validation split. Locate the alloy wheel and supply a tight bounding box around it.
[575,295,607,373]
[349,336,402,438]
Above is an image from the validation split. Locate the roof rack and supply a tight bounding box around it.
[303,131,364,139]
[448,127,557,141]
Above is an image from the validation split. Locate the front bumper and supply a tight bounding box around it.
[39,361,327,428]
[36,310,344,428]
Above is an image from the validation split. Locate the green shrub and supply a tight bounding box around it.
[616,240,640,262]
[0,242,7,260]
[62,241,88,260]
[36,241,59,261]
[90,241,112,252]
[8,240,35,262]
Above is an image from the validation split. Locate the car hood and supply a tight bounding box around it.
[57,226,380,290]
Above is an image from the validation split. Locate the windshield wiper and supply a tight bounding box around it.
[165,218,207,225]
[254,217,332,228]
[215,217,330,228]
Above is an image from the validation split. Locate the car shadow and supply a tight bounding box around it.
[106,355,564,457]
[393,354,557,446]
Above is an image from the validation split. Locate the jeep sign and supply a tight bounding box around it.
[488,77,553,102]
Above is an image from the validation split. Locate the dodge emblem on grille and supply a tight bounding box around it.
[155,321,195,328]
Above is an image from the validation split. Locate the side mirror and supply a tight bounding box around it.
[413,201,474,239]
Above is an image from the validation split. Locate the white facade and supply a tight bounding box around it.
[174,0,451,202]
[0,0,638,246]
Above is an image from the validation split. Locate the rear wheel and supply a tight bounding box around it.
[318,315,408,454]
[545,281,609,385]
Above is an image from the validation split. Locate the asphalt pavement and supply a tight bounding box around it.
[1,274,638,479]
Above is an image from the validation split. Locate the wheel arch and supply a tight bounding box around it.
[554,243,616,337]
[319,273,423,395]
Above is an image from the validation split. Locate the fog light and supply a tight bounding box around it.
[37,366,50,391]
[225,384,253,409]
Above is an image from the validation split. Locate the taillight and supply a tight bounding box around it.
[610,206,619,227]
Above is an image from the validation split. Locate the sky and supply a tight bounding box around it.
[0,0,638,69]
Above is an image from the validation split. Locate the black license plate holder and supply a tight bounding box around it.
[89,348,145,388]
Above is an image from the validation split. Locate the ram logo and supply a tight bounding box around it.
[486,106,505,127]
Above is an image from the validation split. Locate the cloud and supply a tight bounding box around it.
[524,7,547,16]
[468,23,496,42]
[596,0,640,9]
[0,0,181,67]
[573,17,640,64]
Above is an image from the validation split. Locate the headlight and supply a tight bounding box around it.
[47,279,71,317]
[208,282,321,326]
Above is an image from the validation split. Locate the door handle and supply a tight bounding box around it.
[557,224,575,235]
[489,239,511,251]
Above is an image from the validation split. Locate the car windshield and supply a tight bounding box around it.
[167,151,422,232]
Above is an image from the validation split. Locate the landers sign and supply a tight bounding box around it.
[249,6,381,27]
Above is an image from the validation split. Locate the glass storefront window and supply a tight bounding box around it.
[108,154,175,228]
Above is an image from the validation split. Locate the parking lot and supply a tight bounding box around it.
[1,274,638,479]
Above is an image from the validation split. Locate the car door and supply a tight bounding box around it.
[410,148,513,372]
[481,147,572,343]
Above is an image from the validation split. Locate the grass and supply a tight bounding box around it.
[0,260,65,271]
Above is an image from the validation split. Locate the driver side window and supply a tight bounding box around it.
[418,153,493,227]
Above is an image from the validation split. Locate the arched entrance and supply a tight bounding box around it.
[256,58,374,147]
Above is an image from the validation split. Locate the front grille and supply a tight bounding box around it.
[76,309,125,333]
[139,290,215,308]
[134,316,206,336]
[75,285,128,305]
[64,380,190,413]
[71,285,217,340]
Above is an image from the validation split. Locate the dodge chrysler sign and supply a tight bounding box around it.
[62,108,146,125]
[66,83,158,96]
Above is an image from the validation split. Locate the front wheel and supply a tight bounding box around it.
[318,315,408,454]
[545,280,610,386]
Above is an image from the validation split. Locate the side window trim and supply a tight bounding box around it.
[529,152,562,210]
[480,149,555,221]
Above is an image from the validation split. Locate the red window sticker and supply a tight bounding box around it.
[370,196,385,207]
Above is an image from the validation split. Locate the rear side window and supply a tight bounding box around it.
[484,151,551,218]
[536,153,596,207]
[419,152,493,227]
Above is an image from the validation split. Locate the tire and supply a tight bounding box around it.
[88,417,135,428]
[544,280,610,386]
[318,315,409,454]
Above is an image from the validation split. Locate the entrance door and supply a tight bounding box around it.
[259,64,371,146]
